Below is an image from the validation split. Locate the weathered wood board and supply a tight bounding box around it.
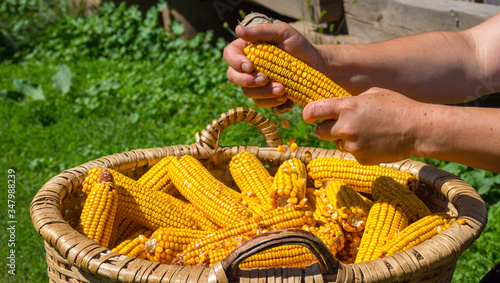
[343,0,500,43]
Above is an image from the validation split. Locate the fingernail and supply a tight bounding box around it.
[241,62,251,73]
[276,96,288,102]
[272,86,282,96]
[255,75,267,85]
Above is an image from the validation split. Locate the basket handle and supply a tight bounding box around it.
[211,228,339,282]
[195,107,283,155]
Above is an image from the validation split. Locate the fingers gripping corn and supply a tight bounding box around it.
[244,42,350,107]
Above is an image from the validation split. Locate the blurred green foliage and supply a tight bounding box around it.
[0,0,69,60]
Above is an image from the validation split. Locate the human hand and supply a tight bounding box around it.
[223,22,322,108]
[302,87,424,164]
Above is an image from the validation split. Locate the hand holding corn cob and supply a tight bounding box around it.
[224,15,349,113]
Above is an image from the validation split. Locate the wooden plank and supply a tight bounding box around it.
[343,0,500,43]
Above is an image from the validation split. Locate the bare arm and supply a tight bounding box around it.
[319,12,500,104]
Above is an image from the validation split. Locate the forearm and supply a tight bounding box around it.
[414,104,500,173]
[317,31,484,104]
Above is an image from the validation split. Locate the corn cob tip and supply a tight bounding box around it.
[100,167,114,183]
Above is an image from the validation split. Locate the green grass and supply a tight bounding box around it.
[1,2,499,282]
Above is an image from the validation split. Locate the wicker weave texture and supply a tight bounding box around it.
[31,108,487,283]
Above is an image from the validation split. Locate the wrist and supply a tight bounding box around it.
[411,103,451,159]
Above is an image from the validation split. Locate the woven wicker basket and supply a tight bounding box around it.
[31,107,487,283]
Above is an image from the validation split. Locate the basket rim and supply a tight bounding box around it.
[30,143,488,283]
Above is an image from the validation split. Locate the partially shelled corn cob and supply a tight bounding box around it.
[270,158,307,207]
[145,227,211,264]
[307,188,331,224]
[167,155,252,228]
[355,198,408,263]
[336,230,363,264]
[324,180,370,232]
[305,220,346,254]
[307,157,418,193]
[243,43,350,107]
[112,228,153,259]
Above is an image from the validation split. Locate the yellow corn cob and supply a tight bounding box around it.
[154,189,220,232]
[88,168,201,231]
[238,245,318,268]
[86,167,214,232]
[112,228,153,259]
[116,184,198,231]
[145,227,211,264]
[137,156,178,195]
[81,167,103,194]
[167,155,252,228]
[314,186,341,222]
[270,158,307,208]
[182,205,315,266]
[324,180,370,232]
[229,151,273,210]
[78,180,119,248]
[306,188,331,224]
[371,176,431,222]
[355,198,408,263]
[243,42,350,107]
[381,212,453,257]
[307,157,419,193]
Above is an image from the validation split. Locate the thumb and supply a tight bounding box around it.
[303,97,346,124]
